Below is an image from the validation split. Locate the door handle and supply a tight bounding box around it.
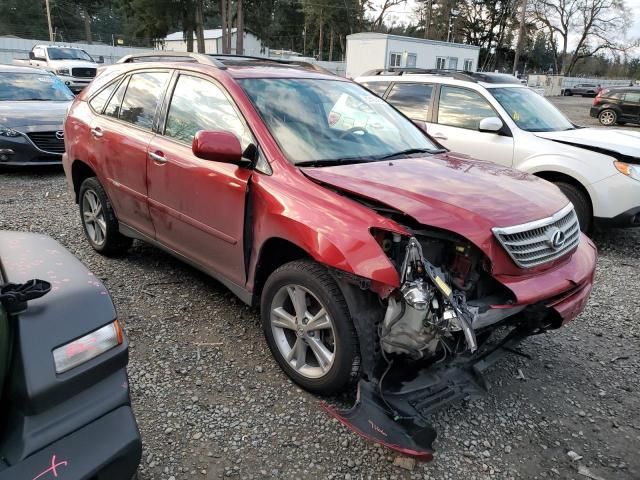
[90,127,103,138]
[432,133,448,140]
[148,151,167,164]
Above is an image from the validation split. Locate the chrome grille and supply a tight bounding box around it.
[26,132,65,154]
[492,204,580,268]
[72,67,96,78]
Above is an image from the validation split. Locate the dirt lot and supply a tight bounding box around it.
[1,97,639,480]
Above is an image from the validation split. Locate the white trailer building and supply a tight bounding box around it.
[345,32,480,79]
[159,28,268,57]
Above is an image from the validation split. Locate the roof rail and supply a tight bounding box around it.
[361,67,477,82]
[210,54,334,74]
[117,51,226,68]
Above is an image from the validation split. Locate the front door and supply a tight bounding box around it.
[427,85,514,166]
[147,73,253,286]
[94,71,170,236]
[621,91,640,123]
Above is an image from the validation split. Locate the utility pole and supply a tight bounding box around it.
[45,0,54,42]
[513,0,528,76]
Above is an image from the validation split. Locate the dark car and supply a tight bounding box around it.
[0,231,141,479]
[590,87,640,126]
[562,83,598,97]
[0,65,73,166]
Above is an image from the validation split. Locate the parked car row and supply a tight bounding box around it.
[0,54,634,468]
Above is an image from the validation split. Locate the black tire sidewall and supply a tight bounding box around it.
[260,261,358,395]
[79,177,130,254]
[555,182,592,232]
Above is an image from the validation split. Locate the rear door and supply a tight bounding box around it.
[383,82,434,131]
[428,85,514,165]
[147,72,253,286]
[621,91,640,122]
[91,70,170,237]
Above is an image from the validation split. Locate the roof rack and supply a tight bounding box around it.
[361,67,477,82]
[116,52,333,74]
[117,52,227,68]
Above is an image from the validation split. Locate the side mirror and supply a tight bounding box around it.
[29,52,35,60]
[192,130,244,164]
[97,55,104,64]
[478,116,504,133]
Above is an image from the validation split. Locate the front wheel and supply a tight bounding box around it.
[564,90,573,96]
[555,182,592,232]
[261,260,360,395]
[79,177,132,255]
[598,109,617,126]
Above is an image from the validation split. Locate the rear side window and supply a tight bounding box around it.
[437,86,495,130]
[386,82,433,121]
[119,72,170,129]
[164,74,251,147]
[361,81,390,97]
[104,77,130,119]
[624,92,640,103]
[89,81,119,113]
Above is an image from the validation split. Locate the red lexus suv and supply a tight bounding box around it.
[63,53,596,457]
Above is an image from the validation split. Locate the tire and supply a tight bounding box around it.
[79,177,133,255]
[564,90,572,96]
[261,260,360,395]
[598,109,617,126]
[554,182,592,232]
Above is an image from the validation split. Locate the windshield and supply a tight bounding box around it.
[47,47,94,62]
[490,87,574,132]
[239,78,440,165]
[0,73,75,101]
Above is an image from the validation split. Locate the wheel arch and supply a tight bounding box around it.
[71,159,97,203]
[533,170,593,213]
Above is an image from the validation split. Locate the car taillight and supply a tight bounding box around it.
[52,320,123,373]
[592,94,601,106]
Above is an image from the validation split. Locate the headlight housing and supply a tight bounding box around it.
[52,320,123,373]
[614,161,640,182]
[56,68,70,76]
[0,126,20,137]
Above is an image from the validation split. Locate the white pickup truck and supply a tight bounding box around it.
[12,45,104,93]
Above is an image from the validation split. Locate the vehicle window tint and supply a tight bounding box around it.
[104,77,130,119]
[119,72,169,129]
[386,83,433,121]
[624,92,640,102]
[361,81,390,97]
[164,74,251,147]
[89,81,118,113]
[438,86,495,130]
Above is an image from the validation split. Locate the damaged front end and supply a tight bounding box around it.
[327,229,558,459]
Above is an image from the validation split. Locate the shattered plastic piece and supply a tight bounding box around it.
[577,464,606,480]
[567,450,583,461]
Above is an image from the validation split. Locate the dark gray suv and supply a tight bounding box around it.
[562,83,598,97]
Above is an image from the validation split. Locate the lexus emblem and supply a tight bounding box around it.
[55,130,64,140]
[546,227,566,250]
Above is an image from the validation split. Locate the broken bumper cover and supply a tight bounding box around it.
[0,406,141,480]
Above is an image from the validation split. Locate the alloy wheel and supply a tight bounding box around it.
[81,189,107,246]
[599,110,615,125]
[270,284,336,379]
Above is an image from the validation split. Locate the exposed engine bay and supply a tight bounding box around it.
[326,222,560,461]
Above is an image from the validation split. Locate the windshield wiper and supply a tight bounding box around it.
[378,148,445,160]
[296,157,374,168]
[18,98,53,101]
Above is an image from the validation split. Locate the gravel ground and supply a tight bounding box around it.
[1,97,639,480]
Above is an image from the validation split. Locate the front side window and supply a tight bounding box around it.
[438,86,496,130]
[389,52,402,68]
[33,47,46,60]
[164,74,252,147]
[436,57,446,69]
[386,82,433,121]
[361,81,390,97]
[239,78,439,164]
[0,73,74,101]
[119,72,169,129]
[491,86,574,132]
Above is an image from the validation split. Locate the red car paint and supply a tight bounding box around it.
[62,61,596,325]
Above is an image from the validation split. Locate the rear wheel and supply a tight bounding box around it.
[555,182,592,232]
[598,109,617,126]
[564,89,573,96]
[261,260,359,395]
[79,177,132,255]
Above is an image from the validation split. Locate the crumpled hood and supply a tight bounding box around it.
[302,154,570,255]
[535,128,640,161]
[0,101,70,128]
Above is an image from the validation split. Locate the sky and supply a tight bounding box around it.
[371,0,640,47]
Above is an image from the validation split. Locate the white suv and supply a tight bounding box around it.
[356,70,640,231]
